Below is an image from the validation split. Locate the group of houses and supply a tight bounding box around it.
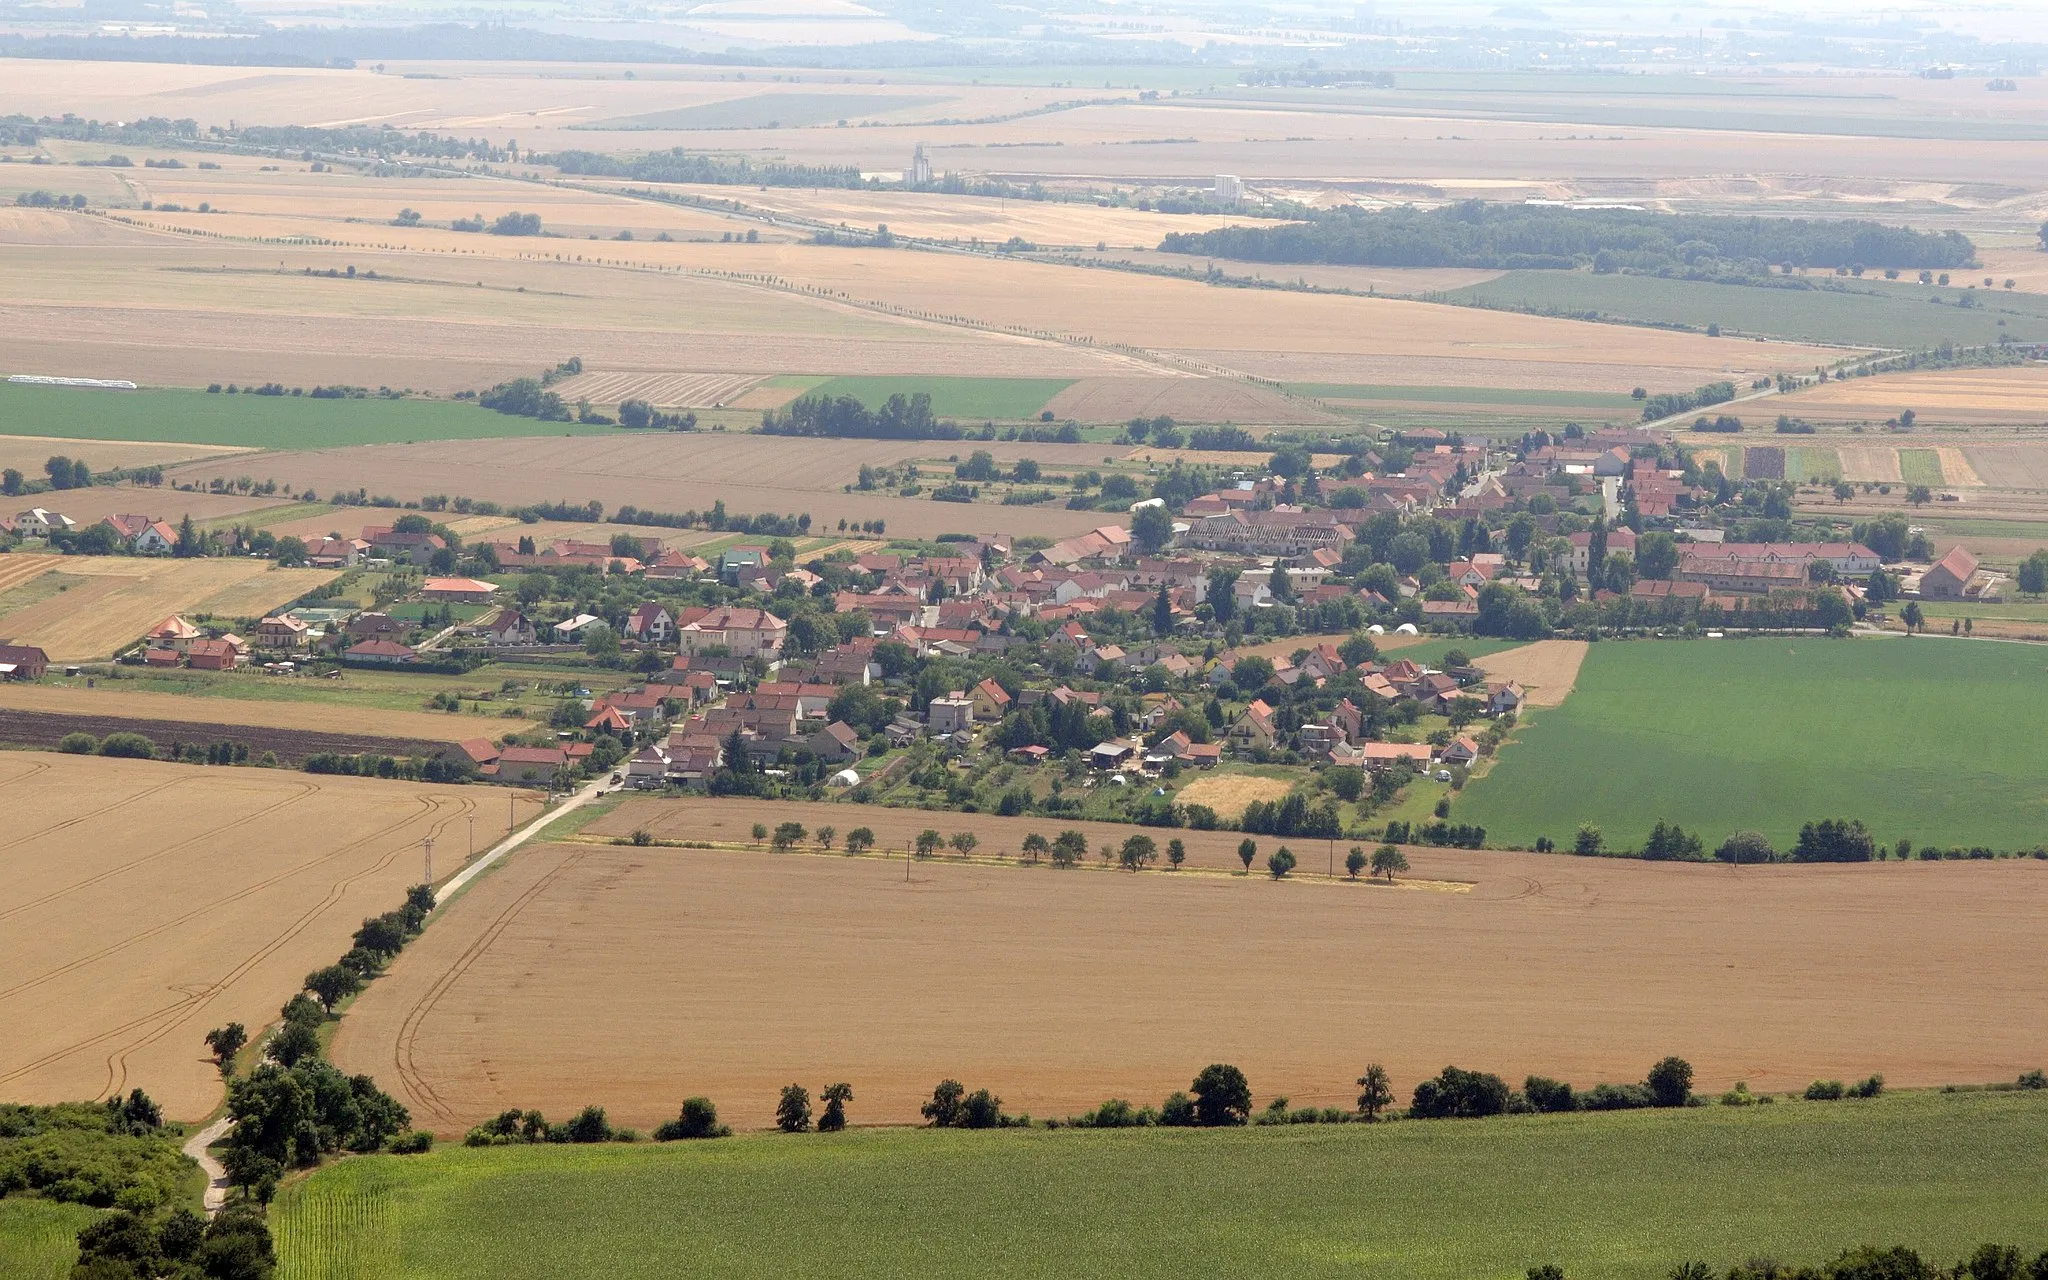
[1,507,178,552]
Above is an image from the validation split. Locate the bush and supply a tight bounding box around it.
[1805,1079,1847,1101]
[1646,1056,1693,1107]
[1191,1064,1253,1126]
[97,732,156,759]
[58,732,97,754]
[564,1106,613,1143]
[388,1130,433,1154]
[1523,1076,1577,1113]
[1846,1074,1885,1099]
[1410,1066,1510,1119]
[1580,1082,1655,1111]
[654,1097,729,1140]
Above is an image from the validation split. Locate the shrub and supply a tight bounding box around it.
[1646,1056,1694,1107]
[653,1098,729,1140]
[1410,1066,1510,1119]
[1158,1091,1197,1126]
[1846,1074,1885,1099]
[1805,1079,1847,1101]
[58,732,97,754]
[2017,1069,2047,1090]
[1580,1082,1655,1111]
[1523,1076,1577,1113]
[388,1130,433,1154]
[564,1106,613,1143]
[97,732,156,759]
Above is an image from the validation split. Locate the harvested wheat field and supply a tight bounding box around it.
[641,183,1274,248]
[1044,376,1331,425]
[0,436,247,475]
[1835,444,1905,484]
[13,486,298,529]
[0,682,539,741]
[167,435,1122,542]
[0,557,336,661]
[0,753,545,1120]
[331,825,2048,1133]
[1789,366,2048,425]
[1169,774,1297,821]
[1475,640,1589,708]
[546,371,765,409]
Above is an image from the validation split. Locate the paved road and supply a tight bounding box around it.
[182,1116,232,1215]
[433,777,611,906]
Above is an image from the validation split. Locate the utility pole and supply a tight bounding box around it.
[423,835,435,885]
[467,815,475,862]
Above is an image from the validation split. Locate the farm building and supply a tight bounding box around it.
[1918,546,1981,600]
[421,578,498,604]
[491,746,566,785]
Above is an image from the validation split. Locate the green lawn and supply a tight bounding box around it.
[0,383,623,450]
[1442,271,2048,349]
[271,1090,2048,1280]
[0,1200,98,1280]
[804,377,1075,421]
[1456,636,2048,852]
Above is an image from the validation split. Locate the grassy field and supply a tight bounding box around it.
[1443,272,2048,349]
[805,376,1076,421]
[271,1090,2048,1280]
[1457,636,2048,852]
[0,383,621,449]
[0,1199,98,1280]
[1786,446,1842,483]
[1900,448,1947,486]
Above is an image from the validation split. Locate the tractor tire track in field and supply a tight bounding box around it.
[0,774,191,858]
[0,758,53,790]
[0,794,472,1098]
[99,796,482,1101]
[0,779,313,924]
[392,849,586,1125]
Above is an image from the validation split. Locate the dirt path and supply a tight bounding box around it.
[1474,639,1590,707]
[182,1115,232,1214]
[432,777,609,906]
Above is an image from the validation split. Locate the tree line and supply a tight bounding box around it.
[1158,204,1977,272]
[541,147,867,189]
[758,391,964,441]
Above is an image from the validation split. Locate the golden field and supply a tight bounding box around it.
[0,556,335,661]
[0,753,544,1120]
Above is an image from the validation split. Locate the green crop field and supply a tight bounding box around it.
[0,1200,99,1280]
[1457,637,2048,852]
[804,377,1075,421]
[270,1090,2048,1280]
[0,383,622,450]
[1900,449,1946,487]
[1442,272,2048,349]
[1786,446,1842,483]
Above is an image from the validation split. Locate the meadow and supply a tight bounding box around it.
[0,1199,99,1280]
[1445,271,2048,349]
[270,1090,2048,1280]
[0,382,620,449]
[1456,636,2048,852]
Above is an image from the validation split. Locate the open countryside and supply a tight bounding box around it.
[6,8,2048,1279]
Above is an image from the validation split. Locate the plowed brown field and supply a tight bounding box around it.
[0,753,544,1120]
[332,813,2048,1133]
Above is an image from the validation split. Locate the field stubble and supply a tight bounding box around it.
[331,812,2048,1135]
[0,753,543,1120]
